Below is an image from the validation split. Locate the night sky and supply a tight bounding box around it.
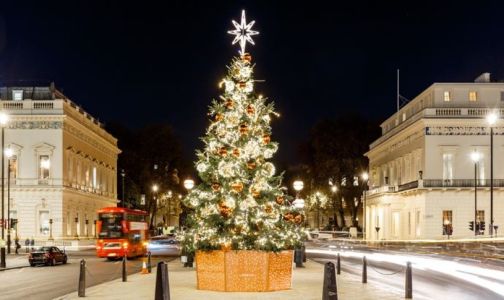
[1,1,504,163]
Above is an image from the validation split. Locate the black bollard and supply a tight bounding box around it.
[147,251,152,273]
[322,262,338,300]
[302,245,306,263]
[185,253,194,268]
[78,259,86,297]
[155,261,171,300]
[295,248,304,268]
[405,261,412,299]
[336,253,341,275]
[122,255,127,282]
[0,248,5,268]
[362,256,367,284]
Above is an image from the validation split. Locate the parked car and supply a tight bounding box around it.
[147,236,181,256]
[29,246,68,266]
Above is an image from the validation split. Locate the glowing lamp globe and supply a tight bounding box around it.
[293,198,305,209]
[293,180,304,192]
[184,179,195,190]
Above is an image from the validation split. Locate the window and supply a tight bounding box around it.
[8,155,17,179]
[92,166,97,188]
[12,90,23,101]
[442,153,454,184]
[415,210,421,237]
[469,91,477,102]
[442,210,453,235]
[402,113,406,121]
[39,155,50,179]
[443,91,451,102]
[39,210,50,235]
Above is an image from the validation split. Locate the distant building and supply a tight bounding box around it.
[0,83,120,241]
[365,73,504,240]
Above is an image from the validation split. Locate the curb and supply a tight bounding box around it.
[0,265,30,271]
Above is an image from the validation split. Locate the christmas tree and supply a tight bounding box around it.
[181,10,304,254]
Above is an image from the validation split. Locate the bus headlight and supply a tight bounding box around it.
[142,241,149,247]
[122,242,128,249]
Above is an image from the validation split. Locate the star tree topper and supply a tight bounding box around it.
[227,10,259,54]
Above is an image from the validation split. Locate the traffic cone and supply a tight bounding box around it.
[141,260,149,274]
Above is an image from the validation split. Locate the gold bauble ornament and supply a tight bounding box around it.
[214,113,223,122]
[239,124,249,135]
[247,161,256,170]
[263,134,271,144]
[242,53,252,63]
[225,99,234,109]
[232,148,240,157]
[211,183,221,192]
[246,104,255,115]
[275,196,284,205]
[231,181,244,193]
[218,147,228,157]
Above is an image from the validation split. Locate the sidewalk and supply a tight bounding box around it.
[0,253,29,270]
[57,260,404,300]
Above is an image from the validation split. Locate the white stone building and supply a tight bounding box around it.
[365,74,504,240]
[0,84,120,241]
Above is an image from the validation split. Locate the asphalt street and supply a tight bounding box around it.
[0,250,177,300]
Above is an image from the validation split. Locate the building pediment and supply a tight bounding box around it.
[33,142,55,154]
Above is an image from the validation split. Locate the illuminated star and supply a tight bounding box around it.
[227,10,259,54]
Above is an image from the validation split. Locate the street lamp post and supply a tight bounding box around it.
[0,112,8,267]
[471,151,480,237]
[487,112,497,237]
[182,179,194,268]
[362,172,369,240]
[5,148,13,253]
[120,169,125,208]
[330,185,337,230]
[48,219,53,241]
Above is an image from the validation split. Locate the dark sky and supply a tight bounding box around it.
[1,1,504,163]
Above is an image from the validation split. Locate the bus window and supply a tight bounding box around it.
[98,213,124,238]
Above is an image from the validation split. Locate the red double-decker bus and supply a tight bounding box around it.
[96,207,149,259]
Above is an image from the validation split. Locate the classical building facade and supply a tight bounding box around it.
[0,84,120,241]
[365,75,504,240]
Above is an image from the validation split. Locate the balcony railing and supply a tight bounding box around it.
[368,179,504,196]
[423,179,504,188]
[398,180,419,191]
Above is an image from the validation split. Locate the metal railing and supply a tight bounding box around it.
[423,179,504,188]
[398,181,419,191]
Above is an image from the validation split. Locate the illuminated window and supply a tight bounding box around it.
[12,90,23,101]
[443,91,451,102]
[92,167,97,188]
[469,91,477,101]
[442,153,453,183]
[8,155,17,179]
[442,210,453,235]
[402,113,406,121]
[39,155,50,179]
[39,210,50,235]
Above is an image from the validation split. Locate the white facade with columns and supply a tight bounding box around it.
[0,85,120,241]
[365,75,504,240]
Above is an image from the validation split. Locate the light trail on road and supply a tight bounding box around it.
[307,248,504,297]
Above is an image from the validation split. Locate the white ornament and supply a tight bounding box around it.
[227,10,259,55]
[218,161,236,178]
[244,81,254,93]
[244,140,261,159]
[224,80,235,93]
[197,162,209,173]
[261,162,276,177]
[239,66,252,78]
[224,196,236,209]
